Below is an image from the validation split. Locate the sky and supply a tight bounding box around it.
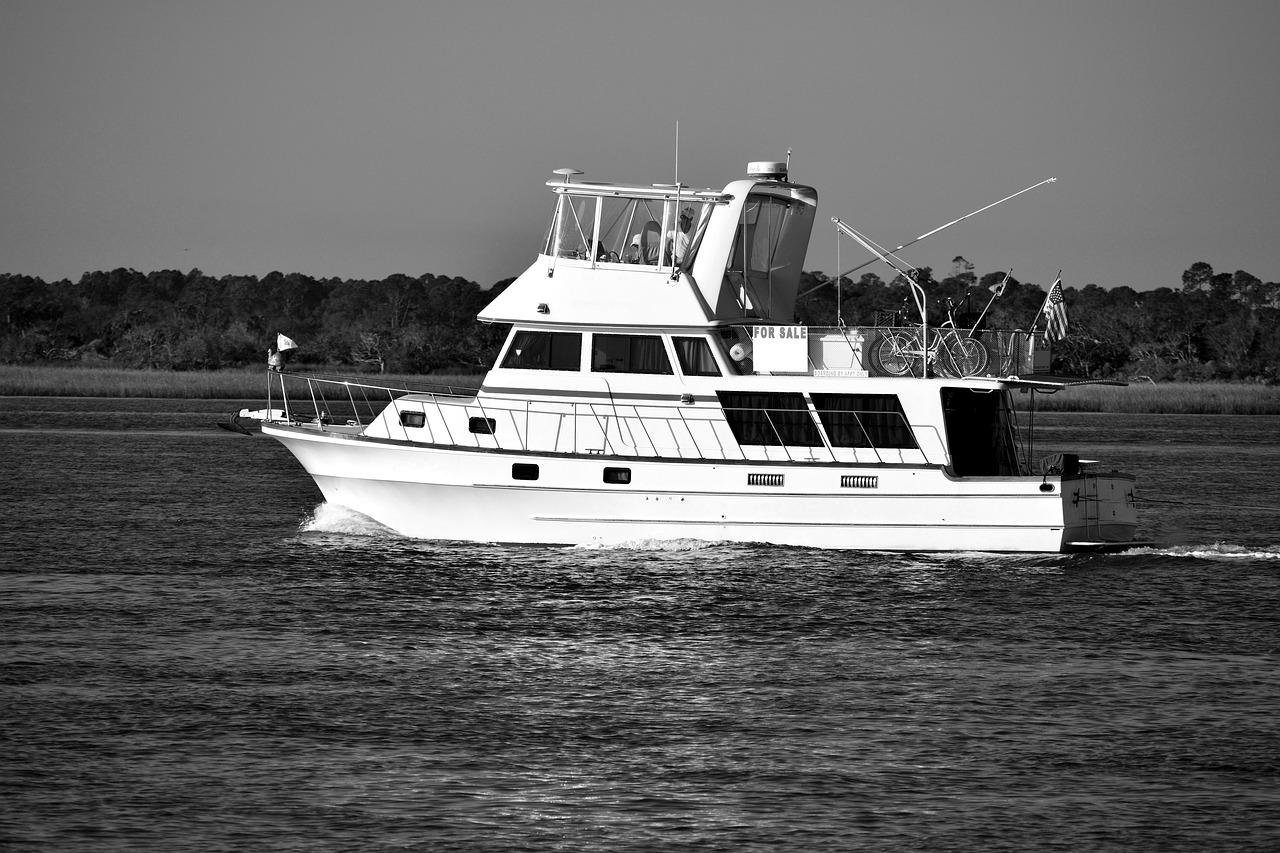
[4,0,1278,292]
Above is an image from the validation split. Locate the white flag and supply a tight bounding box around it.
[276,333,299,352]
[989,269,1012,297]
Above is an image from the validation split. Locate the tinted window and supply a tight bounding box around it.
[501,331,582,371]
[717,392,822,446]
[673,337,721,376]
[592,334,673,374]
[810,393,917,449]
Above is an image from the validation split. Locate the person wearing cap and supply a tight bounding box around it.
[668,206,695,265]
[624,234,643,264]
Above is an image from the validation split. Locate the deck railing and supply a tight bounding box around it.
[266,370,949,465]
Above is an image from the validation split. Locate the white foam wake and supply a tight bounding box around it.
[571,537,728,552]
[1129,543,1280,560]
[298,502,397,537]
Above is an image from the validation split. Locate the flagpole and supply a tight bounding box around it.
[1043,270,1064,344]
[1028,270,1063,343]
[970,268,1011,335]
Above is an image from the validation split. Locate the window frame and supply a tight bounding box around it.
[500,330,583,372]
[590,333,674,375]
[672,336,722,377]
[717,391,823,447]
[810,393,918,449]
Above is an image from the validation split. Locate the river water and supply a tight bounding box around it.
[2,399,1278,851]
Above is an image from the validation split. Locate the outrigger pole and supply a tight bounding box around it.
[799,177,1057,298]
[833,217,931,377]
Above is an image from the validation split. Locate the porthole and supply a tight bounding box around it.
[469,416,496,435]
[399,410,426,428]
[512,463,539,481]
[603,467,631,484]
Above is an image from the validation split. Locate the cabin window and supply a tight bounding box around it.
[468,416,496,435]
[399,410,426,429]
[591,334,673,374]
[603,467,631,484]
[590,196,710,268]
[941,388,1023,477]
[673,337,721,376]
[717,391,822,447]
[810,393,917,449]
[512,463,540,481]
[501,331,582,371]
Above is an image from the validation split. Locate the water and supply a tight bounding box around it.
[2,399,1279,851]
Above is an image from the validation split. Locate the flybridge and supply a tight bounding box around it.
[478,162,819,328]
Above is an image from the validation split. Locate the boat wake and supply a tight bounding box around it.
[1125,543,1280,560]
[572,537,730,552]
[298,502,397,537]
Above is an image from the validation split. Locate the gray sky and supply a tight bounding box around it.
[4,0,1277,291]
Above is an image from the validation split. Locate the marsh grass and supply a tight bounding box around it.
[0,365,483,399]
[1019,381,1280,414]
[3,364,1278,414]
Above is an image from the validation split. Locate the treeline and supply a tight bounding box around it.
[0,269,513,374]
[1,260,1277,380]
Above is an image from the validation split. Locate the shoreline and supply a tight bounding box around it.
[2,364,1278,415]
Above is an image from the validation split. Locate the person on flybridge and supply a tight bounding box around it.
[621,208,694,265]
[624,235,643,264]
[668,206,695,264]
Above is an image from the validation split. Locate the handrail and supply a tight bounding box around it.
[264,371,987,469]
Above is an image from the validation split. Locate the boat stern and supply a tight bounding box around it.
[1060,472,1140,551]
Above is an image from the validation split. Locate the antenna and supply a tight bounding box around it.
[671,121,683,281]
[674,121,679,187]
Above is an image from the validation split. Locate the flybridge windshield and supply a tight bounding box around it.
[544,192,713,269]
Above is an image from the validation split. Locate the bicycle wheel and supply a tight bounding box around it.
[872,331,918,376]
[947,337,990,377]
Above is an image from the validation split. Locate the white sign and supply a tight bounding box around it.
[750,325,809,373]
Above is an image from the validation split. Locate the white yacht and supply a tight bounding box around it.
[260,161,1139,552]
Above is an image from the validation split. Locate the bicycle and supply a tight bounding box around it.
[871,299,990,378]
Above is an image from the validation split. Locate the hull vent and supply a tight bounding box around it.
[748,473,785,487]
[840,475,879,489]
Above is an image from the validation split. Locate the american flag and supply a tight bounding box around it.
[1041,279,1068,342]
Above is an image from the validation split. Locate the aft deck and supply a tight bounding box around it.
[800,326,1048,378]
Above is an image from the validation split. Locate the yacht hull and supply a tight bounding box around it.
[267,424,1138,553]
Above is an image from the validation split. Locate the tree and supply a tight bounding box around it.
[949,256,976,287]
[352,331,387,373]
[1181,262,1214,293]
